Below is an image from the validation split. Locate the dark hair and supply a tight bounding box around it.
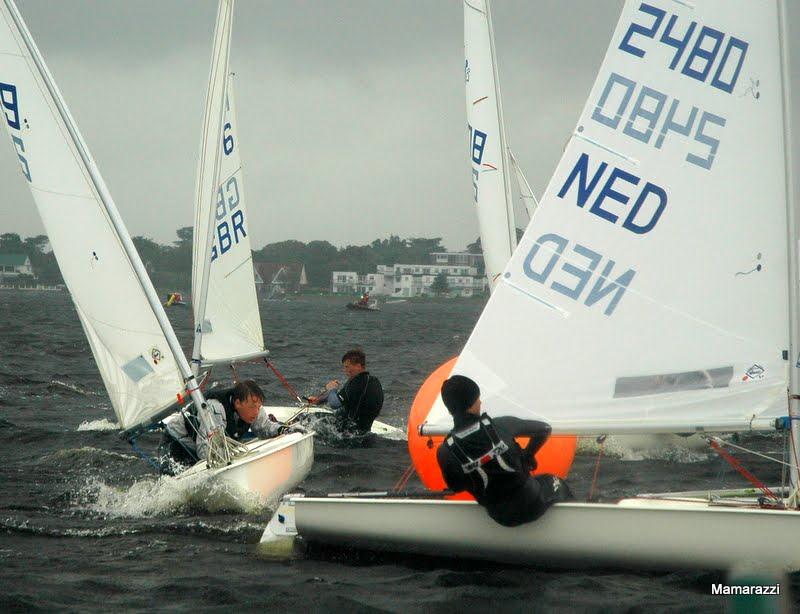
[232,379,265,403]
[341,348,366,366]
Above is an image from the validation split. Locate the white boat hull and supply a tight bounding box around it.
[265,405,406,440]
[260,494,800,570]
[177,432,313,511]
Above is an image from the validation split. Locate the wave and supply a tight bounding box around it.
[0,516,141,538]
[74,473,270,517]
[577,434,711,463]
[48,379,93,396]
[40,446,137,464]
[0,514,261,540]
[77,418,119,431]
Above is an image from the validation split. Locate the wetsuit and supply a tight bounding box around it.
[326,371,384,434]
[437,413,571,527]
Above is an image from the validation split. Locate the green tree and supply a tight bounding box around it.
[303,240,339,288]
[406,237,444,264]
[255,239,306,263]
[466,237,482,254]
[0,232,23,253]
[430,272,450,296]
[132,236,163,276]
[174,226,193,248]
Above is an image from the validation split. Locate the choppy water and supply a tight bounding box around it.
[0,291,797,612]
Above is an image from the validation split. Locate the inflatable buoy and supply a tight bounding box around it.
[408,357,577,500]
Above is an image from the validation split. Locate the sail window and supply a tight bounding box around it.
[614,366,733,398]
[121,355,155,383]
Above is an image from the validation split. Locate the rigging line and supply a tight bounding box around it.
[264,359,303,404]
[708,436,793,468]
[587,435,606,502]
[464,0,486,15]
[393,463,416,493]
[790,428,800,484]
[128,436,161,473]
[707,438,780,502]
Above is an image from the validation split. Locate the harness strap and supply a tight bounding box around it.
[447,415,514,476]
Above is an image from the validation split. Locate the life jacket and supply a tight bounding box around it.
[182,389,251,442]
[445,414,522,494]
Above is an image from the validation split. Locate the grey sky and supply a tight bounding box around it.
[1,1,798,251]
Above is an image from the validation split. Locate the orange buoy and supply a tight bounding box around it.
[407,357,577,500]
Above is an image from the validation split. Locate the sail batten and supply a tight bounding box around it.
[431,0,791,435]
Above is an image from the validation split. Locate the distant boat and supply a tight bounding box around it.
[346,300,380,312]
[164,292,186,307]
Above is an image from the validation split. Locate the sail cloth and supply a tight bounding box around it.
[427,0,790,435]
[0,1,185,430]
[192,0,265,365]
[465,0,517,287]
[508,149,538,229]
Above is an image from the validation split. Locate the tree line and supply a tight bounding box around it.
[0,229,482,290]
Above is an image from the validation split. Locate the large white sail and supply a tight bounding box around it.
[0,1,186,430]
[427,0,790,435]
[465,0,516,287]
[192,0,265,366]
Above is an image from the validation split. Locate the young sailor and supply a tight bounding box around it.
[436,375,571,526]
[308,348,384,435]
[159,379,303,474]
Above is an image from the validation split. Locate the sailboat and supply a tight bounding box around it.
[465,0,537,287]
[463,0,710,458]
[189,0,401,443]
[260,0,800,569]
[0,0,311,507]
[167,0,314,502]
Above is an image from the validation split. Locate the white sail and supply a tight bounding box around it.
[192,0,265,366]
[0,0,187,430]
[426,0,790,435]
[508,149,538,223]
[465,0,516,287]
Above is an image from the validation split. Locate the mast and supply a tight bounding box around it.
[778,0,800,494]
[191,0,234,376]
[485,0,517,254]
[1,0,207,415]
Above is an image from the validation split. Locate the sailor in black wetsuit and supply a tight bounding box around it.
[436,375,571,527]
[308,348,384,435]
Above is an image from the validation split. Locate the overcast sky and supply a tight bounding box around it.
[1,1,798,251]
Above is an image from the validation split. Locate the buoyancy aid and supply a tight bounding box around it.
[445,414,527,498]
[182,389,251,442]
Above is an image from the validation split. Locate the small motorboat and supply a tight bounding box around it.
[346,301,380,312]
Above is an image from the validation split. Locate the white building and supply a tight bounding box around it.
[0,254,33,279]
[332,260,487,298]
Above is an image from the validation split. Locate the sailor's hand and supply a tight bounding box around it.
[279,423,308,435]
[307,395,321,404]
[324,380,339,391]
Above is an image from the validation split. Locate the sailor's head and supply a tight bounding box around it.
[341,348,366,379]
[232,379,265,423]
[441,375,481,417]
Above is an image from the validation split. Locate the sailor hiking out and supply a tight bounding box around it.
[437,375,572,526]
[159,379,304,474]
